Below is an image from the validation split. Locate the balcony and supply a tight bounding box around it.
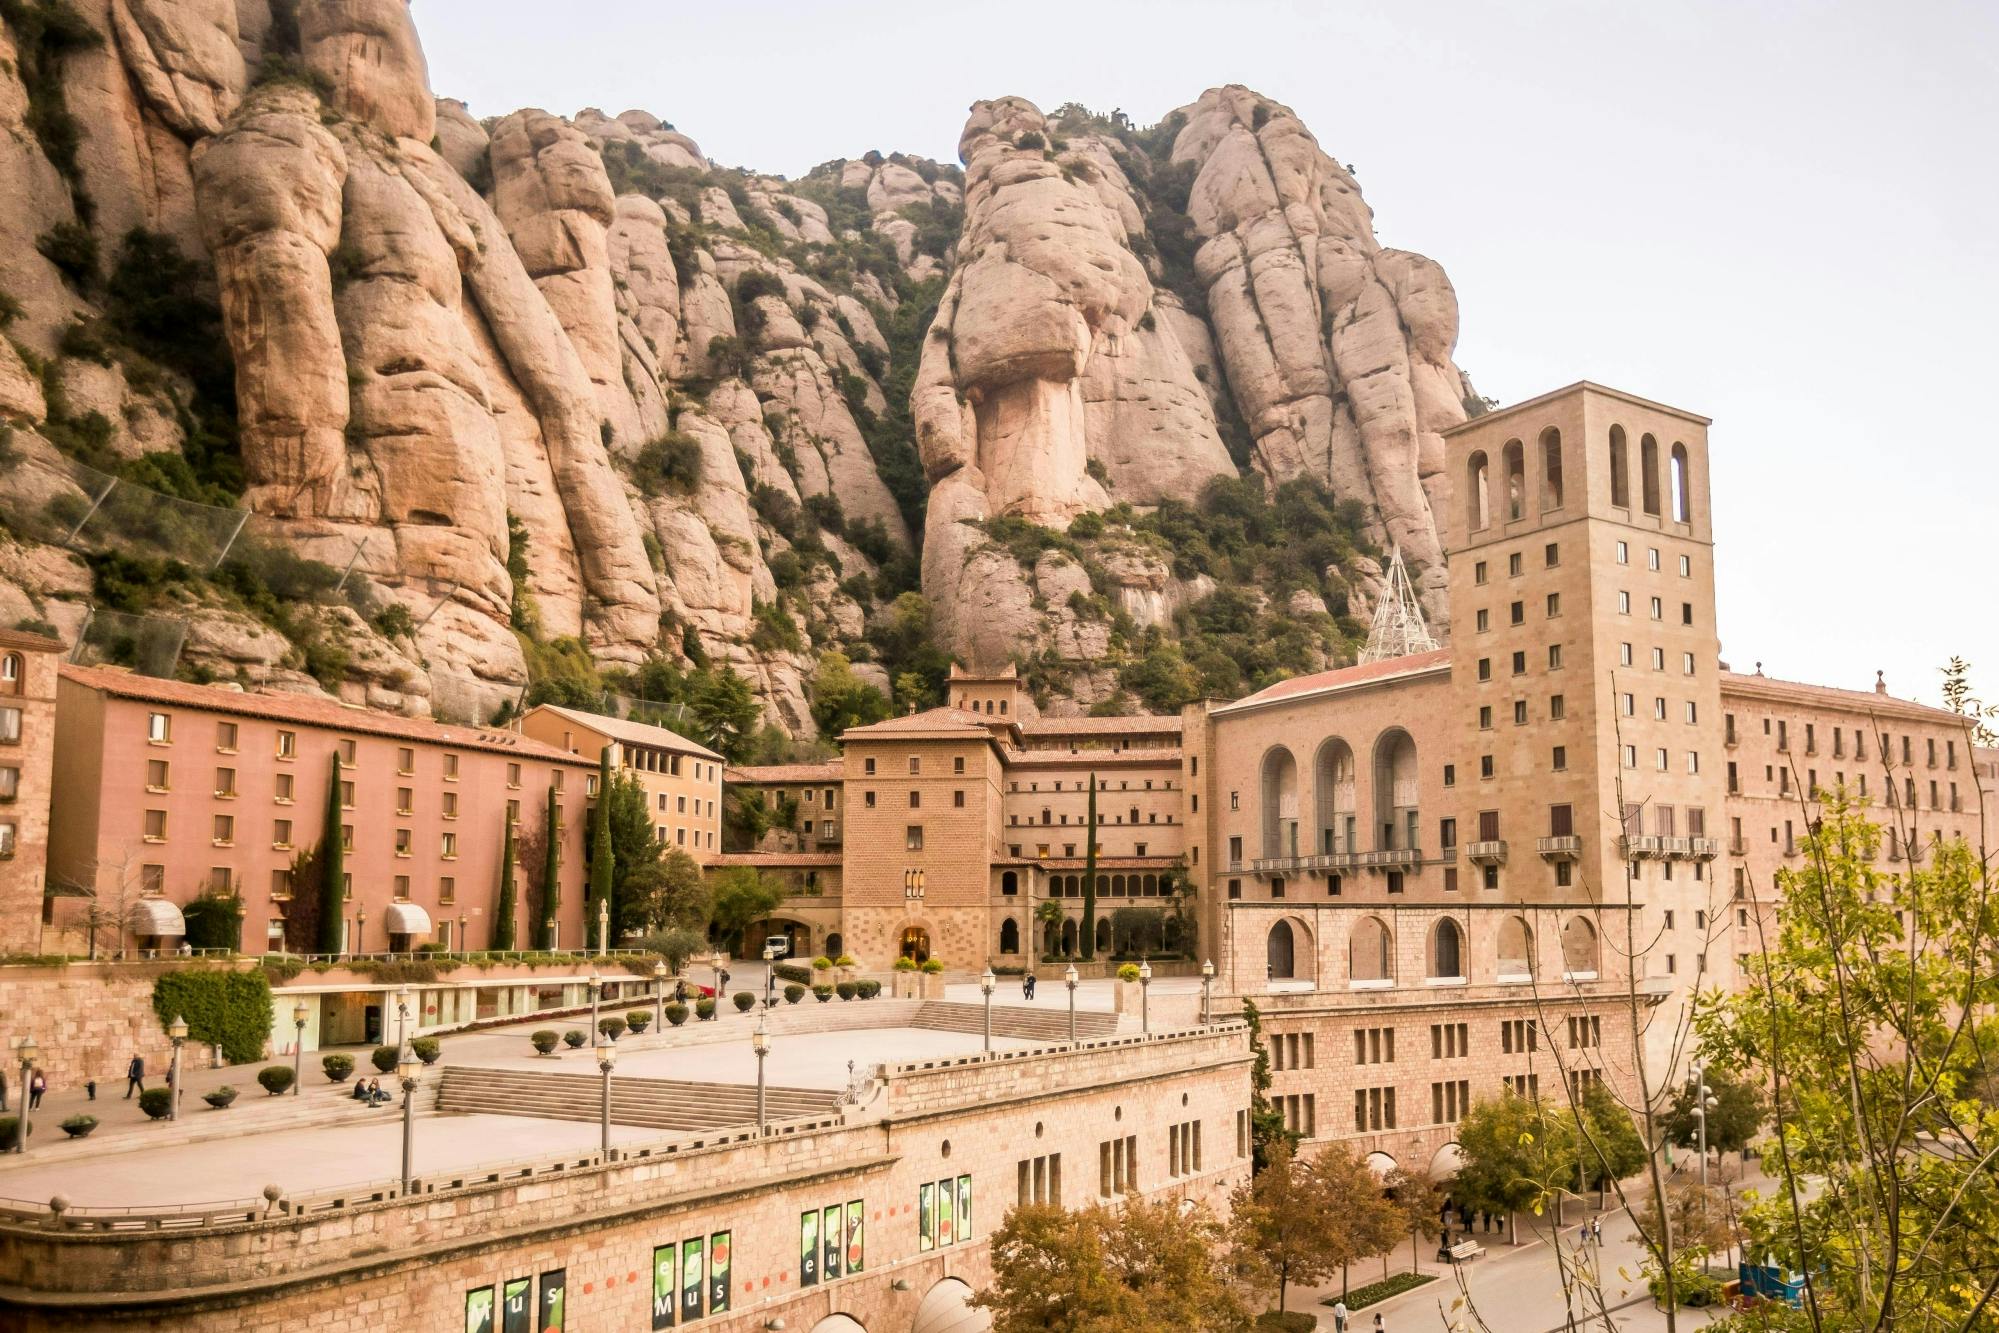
[1306,851,1362,872]
[1536,835,1582,862]
[1619,834,1665,859]
[1687,837,1720,861]
[1251,854,1309,873]
[1467,839,1508,866]
[1361,847,1422,871]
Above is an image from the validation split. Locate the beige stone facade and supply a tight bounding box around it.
[0,630,62,955]
[522,703,725,863]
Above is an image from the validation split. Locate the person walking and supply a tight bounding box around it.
[1330,1299,1349,1331]
[124,1053,145,1099]
[1373,1313,1386,1332]
[27,1069,45,1110]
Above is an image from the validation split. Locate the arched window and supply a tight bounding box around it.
[1060,918,1078,955]
[1640,434,1661,516]
[1095,918,1111,953]
[1466,451,1490,530]
[1110,874,1125,896]
[1142,874,1157,895]
[1267,920,1296,979]
[1429,918,1464,979]
[1350,916,1392,982]
[826,931,843,958]
[1502,439,1525,521]
[1561,916,1599,976]
[1539,427,1563,510]
[1000,870,1018,896]
[1372,729,1419,851]
[1260,747,1300,859]
[1670,443,1691,523]
[1608,425,1629,508]
[0,653,19,695]
[1496,916,1534,978]
[1314,737,1357,855]
[998,918,1019,954]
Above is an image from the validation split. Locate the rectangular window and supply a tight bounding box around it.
[1548,644,1563,669]
[397,747,414,774]
[214,767,237,797]
[1513,700,1528,725]
[275,772,294,803]
[441,831,458,859]
[212,814,234,845]
[1545,542,1560,566]
[909,790,921,809]
[1549,693,1565,720]
[906,825,924,851]
[1474,560,1487,585]
[953,756,966,775]
[1510,600,1524,626]
[1477,658,1491,682]
[215,721,238,752]
[0,707,19,745]
[1648,547,1661,571]
[147,711,171,743]
[146,758,170,791]
[1552,745,1567,770]
[1476,608,1490,633]
[439,876,456,904]
[144,809,167,841]
[1509,553,1523,577]
[1616,541,1629,564]
[1511,651,1526,675]
[909,757,920,775]
[393,874,410,900]
[396,828,413,856]
[443,753,460,780]
[338,738,356,764]
[1546,592,1560,617]
[397,787,414,815]
[1618,591,1631,615]
[273,819,292,848]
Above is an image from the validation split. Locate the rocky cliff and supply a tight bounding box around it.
[0,0,1474,747]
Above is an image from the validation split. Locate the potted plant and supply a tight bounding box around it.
[598,1015,627,1040]
[1115,962,1143,1015]
[370,1045,400,1074]
[562,1029,587,1049]
[784,983,806,1004]
[60,1114,95,1139]
[530,1029,560,1055]
[411,1037,441,1065]
[812,984,834,1003]
[892,956,918,972]
[919,956,946,999]
[0,1117,29,1150]
[732,991,756,1012]
[322,1053,355,1083]
[258,1065,296,1095]
[833,953,858,982]
[857,979,882,999]
[891,955,920,998]
[203,1085,238,1110]
[626,1010,652,1034]
[664,1002,689,1027]
[695,997,717,1021]
[138,1087,173,1119]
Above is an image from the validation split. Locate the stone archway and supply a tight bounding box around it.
[1267,919,1296,979]
[899,925,932,963]
[910,1276,990,1333]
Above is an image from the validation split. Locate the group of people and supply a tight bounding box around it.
[1326,1305,1388,1332]
[350,1078,394,1106]
[0,1065,47,1112]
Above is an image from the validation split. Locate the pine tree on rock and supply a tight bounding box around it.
[492,815,517,951]
[588,747,614,950]
[317,754,346,954]
[1081,772,1098,961]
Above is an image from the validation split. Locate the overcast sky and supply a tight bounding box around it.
[422,0,1999,710]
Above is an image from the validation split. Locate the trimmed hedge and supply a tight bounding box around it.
[257,1065,295,1095]
[599,1016,627,1039]
[774,962,813,985]
[732,991,755,1012]
[138,1087,173,1119]
[812,984,833,1002]
[411,1036,441,1064]
[1323,1271,1435,1312]
[626,1010,652,1033]
[665,1002,689,1026]
[784,983,805,1004]
[371,1045,400,1073]
[856,979,881,999]
[835,981,857,1001]
[531,1029,560,1054]
[563,1029,586,1048]
[151,967,273,1064]
[322,1053,354,1081]
[695,997,716,1020]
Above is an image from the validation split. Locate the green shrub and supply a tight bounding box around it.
[784,983,806,1004]
[774,962,812,985]
[1016,131,1046,150]
[202,1086,237,1109]
[370,1045,399,1073]
[664,1002,689,1026]
[893,957,917,972]
[835,980,857,1001]
[1117,963,1142,982]
[633,431,705,495]
[410,1036,441,1064]
[36,221,97,285]
[138,1087,173,1119]
[812,984,834,1002]
[598,1015,627,1039]
[732,991,756,1012]
[919,958,944,974]
[59,1114,95,1136]
[531,1029,560,1054]
[321,1053,354,1082]
[856,979,881,999]
[0,1117,30,1149]
[257,1065,295,1095]
[563,1029,587,1048]
[151,968,274,1065]
[626,1010,652,1033]
[695,997,717,1020]
[812,955,833,971]
[833,953,857,967]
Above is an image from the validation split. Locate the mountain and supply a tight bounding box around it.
[0,0,1476,756]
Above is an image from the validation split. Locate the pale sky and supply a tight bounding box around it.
[422,0,1999,710]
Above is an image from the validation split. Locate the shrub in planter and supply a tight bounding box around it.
[530,1029,560,1055]
[563,1029,587,1048]
[203,1086,238,1110]
[784,983,805,1004]
[664,1002,689,1027]
[856,979,882,999]
[411,1037,441,1065]
[0,1116,29,1150]
[812,955,833,971]
[835,980,857,1001]
[138,1087,174,1119]
[732,991,756,1012]
[919,958,945,974]
[371,1045,400,1074]
[322,1053,355,1082]
[598,1016,627,1040]
[258,1065,296,1095]
[695,997,716,1020]
[892,957,917,972]
[1117,963,1141,982]
[834,954,857,968]
[812,984,834,1002]
[60,1114,96,1138]
[626,1010,652,1033]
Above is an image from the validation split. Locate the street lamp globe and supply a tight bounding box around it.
[752,1016,771,1058]
[395,1044,421,1087]
[168,1014,188,1043]
[652,961,666,982]
[979,967,996,996]
[1063,964,1079,989]
[595,1035,617,1071]
[1137,960,1152,982]
[1201,959,1215,981]
[292,1000,308,1027]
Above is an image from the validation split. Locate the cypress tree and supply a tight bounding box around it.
[317,753,346,954]
[492,815,517,950]
[1080,771,1099,961]
[537,784,561,950]
[588,747,614,949]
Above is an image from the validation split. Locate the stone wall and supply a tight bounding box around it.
[0,961,241,1095]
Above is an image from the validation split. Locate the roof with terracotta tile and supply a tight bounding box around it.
[841,705,1007,739]
[726,763,844,785]
[526,703,723,760]
[1218,648,1454,712]
[59,663,590,764]
[1017,714,1182,736]
[711,852,841,869]
[1003,747,1183,767]
[0,628,63,653]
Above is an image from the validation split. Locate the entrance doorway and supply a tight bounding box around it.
[899,926,931,963]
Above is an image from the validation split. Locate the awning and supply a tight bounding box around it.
[1429,1142,1465,1182]
[128,898,185,937]
[383,903,432,935]
[912,1278,991,1333]
[1364,1151,1398,1180]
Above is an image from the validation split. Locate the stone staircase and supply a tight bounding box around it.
[432,1066,840,1134]
[911,1001,1121,1044]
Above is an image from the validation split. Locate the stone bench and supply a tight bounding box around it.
[1447,1239,1486,1263]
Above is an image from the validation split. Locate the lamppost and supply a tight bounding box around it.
[167,1014,188,1121]
[397,1043,421,1190]
[1064,963,1079,1043]
[354,905,366,957]
[652,961,667,1034]
[13,1036,36,1154]
[979,966,996,1053]
[1693,1059,1717,1234]
[1200,958,1215,1026]
[596,899,610,958]
[762,943,778,1009]
[291,1000,308,1096]
[595,1033,616,1157]
[588,971,601,1044]
[1137,960,1152,1034]
[395,983,411,1047]
[752,1013,770,1135]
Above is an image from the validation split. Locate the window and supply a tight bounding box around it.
[909,790,921,809]
[339,781,355,808]
[1166,1121,1203,1178]
[1017,1153,1063,1207]
[273,818,292,848]
[443,753,459,780]
[1510,600,1524,626]
[1649,596,1663,620]
[215,767,236,797]
[864,790,876,808]
[1477,658,1491,682]
[0,766,15,803]
[1098,1135,1139,1197]
[1442,764,1455,787]
[1476,609,1490,633]
[864,757,876,776]
[0,654,16,694]
[1353,1086,1396,1131]
[953,789,965,808]
[1552,746,1567,771]
[1480,755,1494,779]
[393,875,410,900]
[1616,540,1629,564]
[144,809,167,841]
[1682,652,1696,675]
[338,738,356,764]
[396,828,413,856]
[1546,592,1560,617]
[506,762,520,788]
[953,756,965,775]
[1431,1022,1470,1058]
[1513,700,1528,725]
[1509,552,1523,577]
[146,759,170,791]
[1682,602,1694,626]
[1618,591,1631,615]
[441,831,458,859]
[1547,644,1563,670]
[906,825,924,851]
[275,772,294,803]
[1511,651,1526,676]
[212,814,234,845]
[1568,1015,1604,1049]
[1620,642,1634,667]
[1474,560,1487,585]
[1353,1027,1395,1064]
[909,757,920,775]
[0,707,17,744]
[216,721,238,752]
[1622,745,1637,769]
[1652,647,1666,670]
[1432,1079,1471,1124]
[276,729,296,759]
[1479,705,1493,730]
[1545,541,1560,567]
[147,712,171,743]
[1501,1019,1538,1054]
[1549,694,1565,720]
